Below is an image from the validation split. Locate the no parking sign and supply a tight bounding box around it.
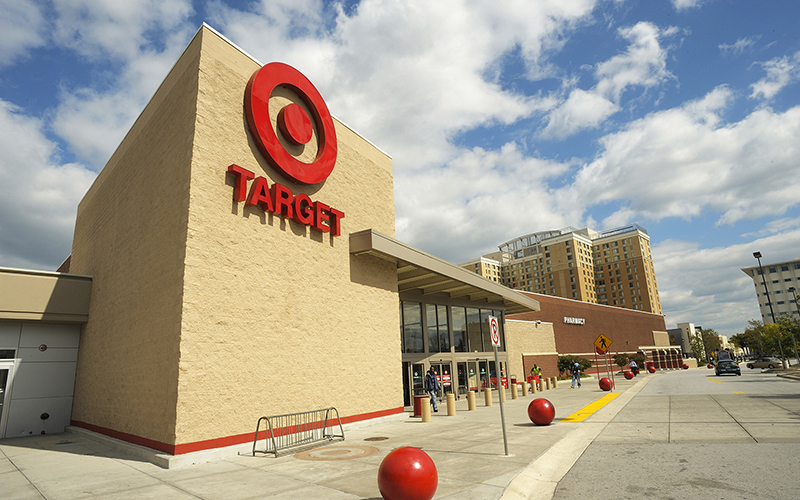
[489,316,500,347]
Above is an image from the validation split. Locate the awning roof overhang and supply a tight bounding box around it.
[350,229,540,315]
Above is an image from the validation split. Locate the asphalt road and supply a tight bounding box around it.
[553,368,800,500]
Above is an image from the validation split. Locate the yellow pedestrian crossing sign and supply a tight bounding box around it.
[594,334,612,354]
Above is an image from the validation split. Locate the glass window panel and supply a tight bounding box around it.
[402,302,423,353]
[426,304,440,353]
[437,304,450,352]
[452,307,467,352]
[467,307,482,352]
[481,309,494,352]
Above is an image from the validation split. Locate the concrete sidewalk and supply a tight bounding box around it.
[1,372,658,500]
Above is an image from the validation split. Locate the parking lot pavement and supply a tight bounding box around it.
[0,372,657,500]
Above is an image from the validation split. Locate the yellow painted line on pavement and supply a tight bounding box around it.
[706,377,723,384]
[560,393,620,422]
[733,391,746,394]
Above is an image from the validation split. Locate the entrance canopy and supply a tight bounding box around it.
[350,229,539,315]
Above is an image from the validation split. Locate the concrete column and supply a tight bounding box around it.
[484,388,493,406]
[446,393,456,416]
[467,391,476,411]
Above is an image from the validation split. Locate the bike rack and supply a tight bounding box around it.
[252,407,344,457]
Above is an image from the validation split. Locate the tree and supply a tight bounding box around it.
[558,356,591,376]
[776,316,800,363]
[701,328,722,360]
[614,354,629,369]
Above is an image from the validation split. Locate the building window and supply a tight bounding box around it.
[401,301,423,353]
[426,304,450,354]
[451,307,467,352]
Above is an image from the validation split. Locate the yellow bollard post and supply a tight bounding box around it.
[421,399,431,422]
[532,380,538,394]
[552,377,558,389]
[446,393,456,416]
[500,385,506,402]
[511,383,518,399]
[545,378,551,390]
[484,388,493,406]
[467,391,476,411]
[521,381,528,396]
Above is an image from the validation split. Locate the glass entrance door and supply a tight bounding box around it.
[0,361,15,439]
[430,362,453,395]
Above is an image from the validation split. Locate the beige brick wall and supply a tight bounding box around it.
[175,28,399,446]
[504,319,556,383]
[69,31,201,445]
[69,26,401,450]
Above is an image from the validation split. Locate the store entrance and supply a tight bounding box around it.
[429,362,453,396]
[0,361,15,439]
[402,362,426,407]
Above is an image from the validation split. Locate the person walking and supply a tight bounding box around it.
[570,362,581,388]
[628,359,639,375]
[425,366,441,412]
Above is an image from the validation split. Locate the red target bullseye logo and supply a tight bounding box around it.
[245,62,337,185]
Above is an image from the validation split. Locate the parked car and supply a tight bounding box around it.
[746,357,782,369]
[715,360,741,376]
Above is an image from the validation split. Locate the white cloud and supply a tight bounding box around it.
[395,142,578,263]
[671,0,703,11]
[51,34,192,167]
[571,86,800,227]
[0,0,47,66]
[541,21,674,139]
[594,22,675,103]
[0,100,95,269]
[655,228,800,334]
[750,50,800,101]
[541,88,619,139]
[51,0,194,61]
[719,36,760,56]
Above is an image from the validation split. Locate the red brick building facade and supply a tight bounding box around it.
[509,292,671,377]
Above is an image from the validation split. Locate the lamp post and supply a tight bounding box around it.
[788,287,800,367]
[753,252,787,368]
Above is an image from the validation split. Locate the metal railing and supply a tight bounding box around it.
[252,407,345,457]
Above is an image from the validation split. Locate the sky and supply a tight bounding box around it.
[1,0,799,337]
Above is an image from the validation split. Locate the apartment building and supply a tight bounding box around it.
[462,225,662,314]
[741,258,800,321]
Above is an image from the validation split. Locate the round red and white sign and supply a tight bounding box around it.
[489,316,500,346]
[245,62,337,185]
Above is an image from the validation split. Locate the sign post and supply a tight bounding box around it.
[594,334,614,391]
[489,316,509,456]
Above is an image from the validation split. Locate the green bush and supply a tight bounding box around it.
[558,355,591,376]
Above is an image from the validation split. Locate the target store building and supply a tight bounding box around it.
[0,25,544,464]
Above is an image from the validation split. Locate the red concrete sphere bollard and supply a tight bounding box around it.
[647,366,656,373]
[599,377,614,391]
[527,398,556,426]
[377,447,438,500]
[707,363,713,369]
[624,370,634,380]
[682,363,689,370]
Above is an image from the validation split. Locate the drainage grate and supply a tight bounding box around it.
[364,437,389,442]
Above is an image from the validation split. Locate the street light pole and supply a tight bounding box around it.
[753,252,787,369]
[787,287,800,367]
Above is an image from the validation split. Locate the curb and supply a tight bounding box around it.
[499,373,657,500]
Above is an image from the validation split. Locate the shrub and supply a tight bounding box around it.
[558,355,591,376]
